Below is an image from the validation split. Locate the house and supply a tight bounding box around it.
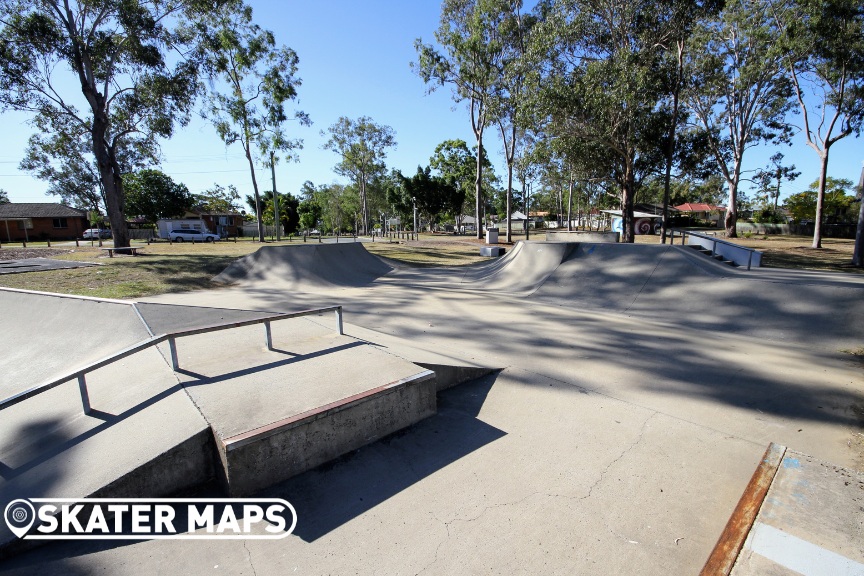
[673,203,726,227]
[157,207,244,239]
[190,208,243,237]
[0,203,89,242]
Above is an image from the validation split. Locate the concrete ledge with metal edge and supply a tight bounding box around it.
[669,228,763,270]
[219,370,437,496]
[700,443,864,575]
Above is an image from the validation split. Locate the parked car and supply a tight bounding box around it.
[168,229,219,242]
[82,228,112,239]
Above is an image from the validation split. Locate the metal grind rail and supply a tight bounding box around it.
[668,228,762,270]
[0,306,344,415]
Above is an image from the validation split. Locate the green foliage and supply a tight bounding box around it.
[195,184,241,213]
[752,208,787,224]
[197,3,309,241]
[0,189,9,204]
[124,170,194,225]
[752,152,800,210]
[322,116,396,234]
[686,0,794,236]
[0,0,216,246]
[429,139,496,217]
[398,166,462,227]
[786,178,856,222]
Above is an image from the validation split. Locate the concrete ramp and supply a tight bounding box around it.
[0,290,452,556]
[459,241,577,294]
[214,243,394,289]
[0,289,152,400]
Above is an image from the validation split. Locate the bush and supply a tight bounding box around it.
[753,208,786,224]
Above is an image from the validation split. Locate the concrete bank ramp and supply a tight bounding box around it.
[457,241,578,295]
[214,243,394,289]
[0,289,153,400]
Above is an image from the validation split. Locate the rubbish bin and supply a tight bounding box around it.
[486,227,499,244]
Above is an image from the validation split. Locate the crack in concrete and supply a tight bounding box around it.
[243,540,258,576]
[546,411,657,504]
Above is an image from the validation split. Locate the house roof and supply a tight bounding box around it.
[674,203,726,212]
[0,203,87,219]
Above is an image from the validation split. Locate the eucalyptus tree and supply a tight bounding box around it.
[19,126,105,213]
[654,0,724,242]
[415,0,509,239]
[752,152,799,211]
[322,116,396,235]
[429,138,496,232]
[198,4,309,242]
[489,1,540,242]
[0,0,222,247]
[769,0,864,248]
[686,0,793,238]
[536,0,676,242]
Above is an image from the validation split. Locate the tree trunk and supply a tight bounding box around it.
[244,147,265,242]
[360,178,369,235]
[475,137,484,240]
[88,106,129,248]
[621,157,636,243]
[725,180,738,239]
[506,161,513,243]
[811,149,830,249]
[567,177,574,232]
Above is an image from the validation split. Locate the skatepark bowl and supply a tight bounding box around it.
[1,240,863,575]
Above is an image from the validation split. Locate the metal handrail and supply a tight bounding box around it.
[0,305,344,414]
[668,228,761,270]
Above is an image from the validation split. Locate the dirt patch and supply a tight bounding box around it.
[0,247,75,260]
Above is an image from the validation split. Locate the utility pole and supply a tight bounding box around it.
[271,151,280,242]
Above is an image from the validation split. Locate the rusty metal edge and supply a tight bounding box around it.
[699,442,786,576]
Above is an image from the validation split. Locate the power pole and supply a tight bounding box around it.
[271,151,280,242]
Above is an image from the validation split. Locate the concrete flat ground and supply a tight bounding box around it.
[1,241,863,575]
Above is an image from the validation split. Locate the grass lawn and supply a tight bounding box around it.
[0,231,861,299]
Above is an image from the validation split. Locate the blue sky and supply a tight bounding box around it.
[1,0,861,206]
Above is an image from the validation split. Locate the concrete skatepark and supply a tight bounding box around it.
[0,240,862,574]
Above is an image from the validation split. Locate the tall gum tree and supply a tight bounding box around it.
[686,0,793,238]
[0,0,222,248]
[538,0,676,242]
[415,0,507,239]
[769,0,864,248]
[197,4,309,243]
[322,116,396,236]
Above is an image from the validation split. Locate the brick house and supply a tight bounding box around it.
[0,203,89,242]
[184,208,243,237]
